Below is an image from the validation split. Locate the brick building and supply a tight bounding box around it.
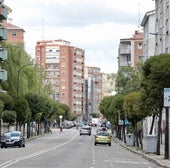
[2,20,25,45]
[118,30,144,70]
[35,39,85,115]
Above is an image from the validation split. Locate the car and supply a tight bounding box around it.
[80,126,91,136]
[1,131,26,148]
[94,132,112,146]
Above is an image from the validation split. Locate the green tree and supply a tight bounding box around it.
[2,110,16,131]
[13,96,29,130]
[115,65,141,95]
[141,54,170,155]
[123,91,145,147]
[0,92,13,110]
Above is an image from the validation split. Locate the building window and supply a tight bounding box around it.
[138,43,142,49]
[12,32,17,37]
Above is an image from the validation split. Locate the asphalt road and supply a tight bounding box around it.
[0,127,161,168]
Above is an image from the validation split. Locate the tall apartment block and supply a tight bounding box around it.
[84,66,102,120]
[35,39,85,115]
[0,0,9,82]
[141,10,156,60]
[118,30,144,70]
[152,0,170,54]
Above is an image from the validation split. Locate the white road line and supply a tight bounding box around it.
[105,160,148,165]
[0,133,78,168]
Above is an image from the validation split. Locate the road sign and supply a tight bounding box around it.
[164,88,170,107]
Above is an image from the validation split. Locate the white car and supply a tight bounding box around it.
[80,126,91,136]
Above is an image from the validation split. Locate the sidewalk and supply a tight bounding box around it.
[114,138,170,168]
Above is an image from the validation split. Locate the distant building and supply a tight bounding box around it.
[84,66,102,120]
[102,73,116,97]
[118,30,144,70]
[35,39,85,115]
[3,20,25,45]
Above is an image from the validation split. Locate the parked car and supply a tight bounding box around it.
[94,132,112,146]
[1,131,26,148]
[80,125,91,136]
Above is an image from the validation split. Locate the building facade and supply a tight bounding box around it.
[2,20,25,45]
[118,30,144,70]
[141,10,156,60]
[153,0,170,54]
[84,66,102,120]
[35,39,85,115]
[0,0,9,82]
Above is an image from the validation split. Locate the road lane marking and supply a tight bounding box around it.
[105,159,148,165]
[0,133,78,168]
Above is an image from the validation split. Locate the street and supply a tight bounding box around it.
[0,127,160,168]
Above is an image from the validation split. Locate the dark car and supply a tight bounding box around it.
[1,131,26,148]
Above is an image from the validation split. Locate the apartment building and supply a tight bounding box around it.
[118,30,144,70]
[153,0,170,54]
[84,66,102,120]
[2,20,25,45]
[35,39,85,115]
[141,10,156,60]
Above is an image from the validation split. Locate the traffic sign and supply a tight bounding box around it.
[164,88,170,107]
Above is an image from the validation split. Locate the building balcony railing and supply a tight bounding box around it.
[0,69,7,81]
[0,28,7,40]
[0,48,7,61]
[0,5,8,20]
[119,61,132,67]
[119,48,131,54]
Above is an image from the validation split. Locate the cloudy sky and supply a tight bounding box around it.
[5,0,155,73]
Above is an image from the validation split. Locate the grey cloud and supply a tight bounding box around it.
[22,1,138,27]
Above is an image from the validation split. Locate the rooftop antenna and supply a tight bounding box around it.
[42,18,44,40]
[138,3,141,31]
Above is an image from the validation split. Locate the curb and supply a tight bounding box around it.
[113,138,170,168]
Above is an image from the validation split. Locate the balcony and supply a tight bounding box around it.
[0,4,8,20]
[0,28,7,40]
[0,48,7,61]
[0,69,7,81]
[119,48,131,54]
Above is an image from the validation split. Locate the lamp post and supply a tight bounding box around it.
[59,115,63,127]
[17,63,32,95]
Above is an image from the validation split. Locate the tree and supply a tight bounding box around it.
[123,91,145,147]
[0,92,13,110]
[2,110,16,131]
[141,54,170,155]
[1,44,45,98]
[13,96,29,130]
[115,65,141,95]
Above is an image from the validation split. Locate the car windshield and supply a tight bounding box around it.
[10,132,20,137]
[81,127,90,130]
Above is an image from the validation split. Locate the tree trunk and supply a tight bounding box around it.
[156,111,162,155]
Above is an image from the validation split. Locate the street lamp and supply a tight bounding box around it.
[59,115,63,127]
[17,63,32,95]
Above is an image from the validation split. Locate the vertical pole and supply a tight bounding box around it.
[165,107,169,159]
[169,108,170,159]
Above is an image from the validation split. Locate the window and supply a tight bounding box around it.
[138,43,142,49]
[12,32,17,37]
